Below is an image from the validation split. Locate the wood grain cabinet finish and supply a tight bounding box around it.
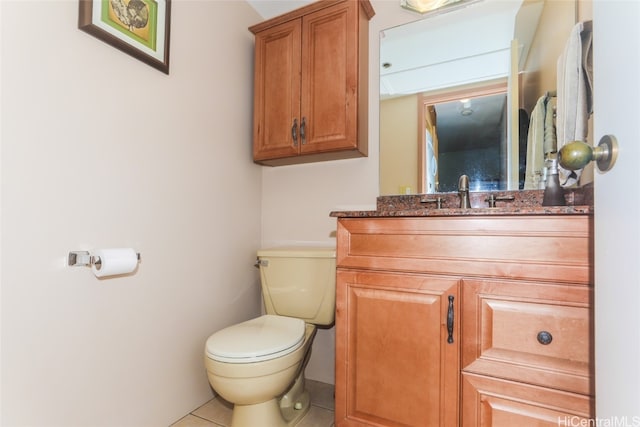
[335,215,594,426]
[336,269,460,426]
[461,373,593,426]
[461,279,592,395]
[250,0,373,166]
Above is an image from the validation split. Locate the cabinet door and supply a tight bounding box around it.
[462,373,593,426]
[253,19,301,161]
[335,270,460,427]
[300,2,358,153]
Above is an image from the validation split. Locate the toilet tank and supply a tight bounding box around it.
[257,247,336,326]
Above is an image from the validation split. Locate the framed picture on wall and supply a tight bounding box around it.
[78,0,171,74]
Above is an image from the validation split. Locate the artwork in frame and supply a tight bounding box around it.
[78,0,171,74]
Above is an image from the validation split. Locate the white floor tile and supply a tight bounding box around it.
[306,380,335,411]
[191,397,233,426]
[170,414,222,427]
[296,405,335,427]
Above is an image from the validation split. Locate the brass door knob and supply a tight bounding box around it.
[558,135,619,172]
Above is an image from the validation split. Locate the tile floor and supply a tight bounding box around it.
[170,380,335,427]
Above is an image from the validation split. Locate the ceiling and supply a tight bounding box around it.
[246,0,313,19]
[435,93,507,152]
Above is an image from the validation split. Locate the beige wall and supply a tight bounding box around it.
[1,1,263,425]
[380,95,419,195]
[521,0,593,113]
[521,0,577,113]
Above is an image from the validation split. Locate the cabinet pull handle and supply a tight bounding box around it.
[537,331,553,345]
[291,118,298,146]
[300,117,307,145]
[447,295,454,344]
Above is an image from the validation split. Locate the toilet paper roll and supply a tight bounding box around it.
[91,248,138,278]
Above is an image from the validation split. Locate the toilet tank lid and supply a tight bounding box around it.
[205,315,305,363]
[257,246,336,258]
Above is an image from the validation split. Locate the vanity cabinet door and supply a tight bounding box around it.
[335,269,460,427]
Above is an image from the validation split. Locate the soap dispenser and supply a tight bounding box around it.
[542,158,566,206]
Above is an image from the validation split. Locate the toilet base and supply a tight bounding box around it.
[231,389,310,427]
[231,368,311,427]
[232,399,282,427]
[280,369,310,424]
[231,399,310,427]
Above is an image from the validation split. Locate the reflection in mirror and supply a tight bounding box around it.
[379,0,591,196]
[420,87,512,193]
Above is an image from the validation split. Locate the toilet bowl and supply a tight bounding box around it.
[205,316,317,427]
[203,247,336,427]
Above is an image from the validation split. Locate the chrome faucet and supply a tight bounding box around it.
[458,175,471,209]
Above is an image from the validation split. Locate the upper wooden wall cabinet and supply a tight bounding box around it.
[249,0,374,166]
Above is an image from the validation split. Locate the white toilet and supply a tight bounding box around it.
[204,247,336,427]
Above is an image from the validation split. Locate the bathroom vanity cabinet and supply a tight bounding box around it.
[249,0,373,166]
[334,214,594,426]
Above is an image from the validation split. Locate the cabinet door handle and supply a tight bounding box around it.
[447,295,454,344]
[300,117,307,145]
[291,118,298,146]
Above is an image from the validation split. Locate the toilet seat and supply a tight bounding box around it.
[206,315,305,363]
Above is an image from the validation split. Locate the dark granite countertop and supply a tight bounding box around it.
[330,205,593,218]
[330,186,593,218]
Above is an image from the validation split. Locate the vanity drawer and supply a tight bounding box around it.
[336,216,592,284]
[461,373,594,425]
[461,278,593,395]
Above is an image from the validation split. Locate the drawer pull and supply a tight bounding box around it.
[447,295,454,344]
[537,330,553,345]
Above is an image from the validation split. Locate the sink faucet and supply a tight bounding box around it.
[458,175,471,208]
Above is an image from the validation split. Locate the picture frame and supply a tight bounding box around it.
[78,0,171,74]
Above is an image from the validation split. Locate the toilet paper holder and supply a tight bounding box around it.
[68,250,141,269]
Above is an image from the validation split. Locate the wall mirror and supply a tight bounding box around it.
[379,0,588,196]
